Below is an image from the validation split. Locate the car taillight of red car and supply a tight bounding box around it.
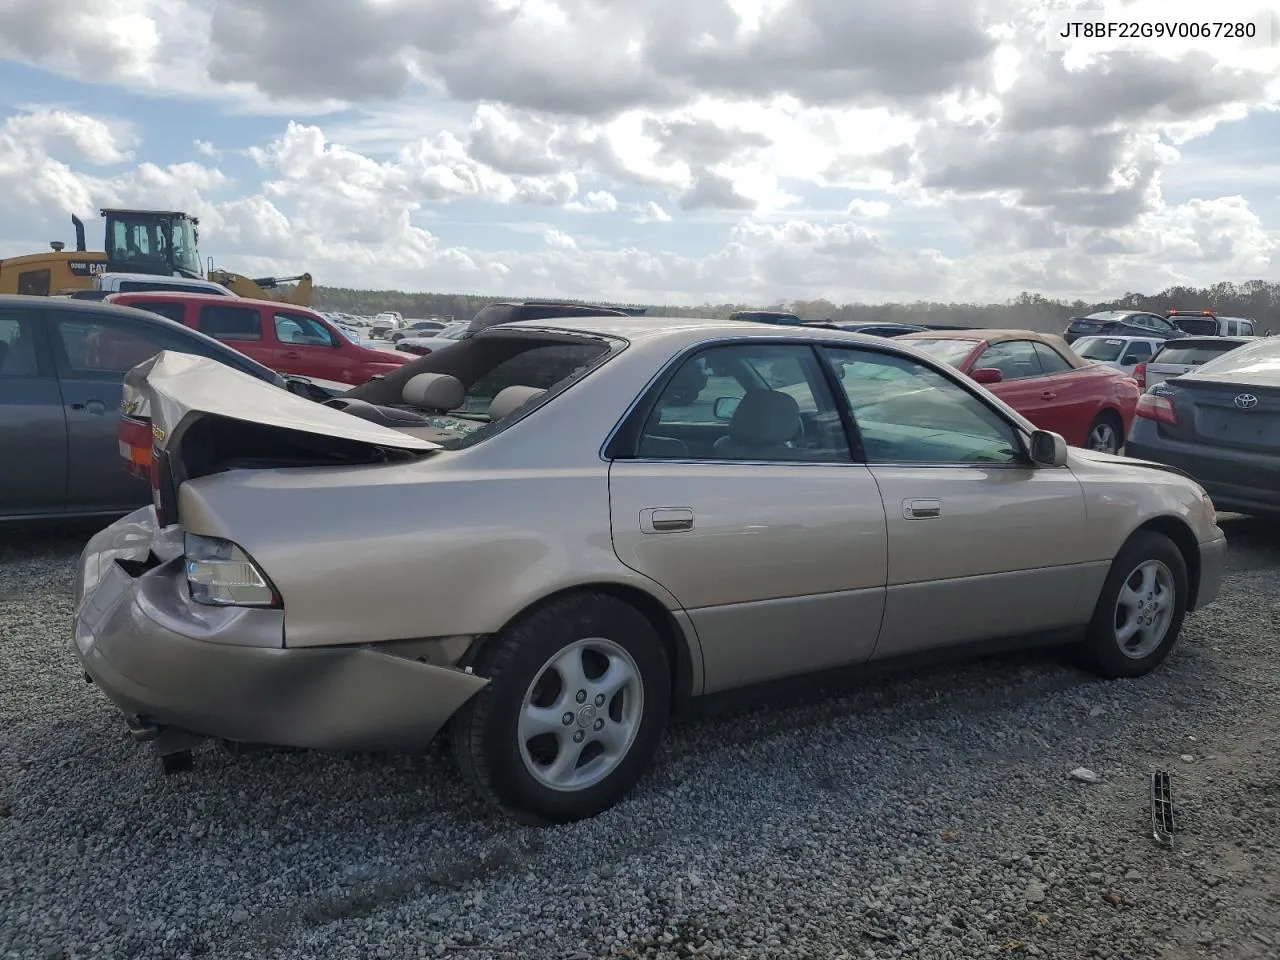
[1135,391,1177,425]
[1132,361,1146,389]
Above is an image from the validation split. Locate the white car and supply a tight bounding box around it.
[1140,335,1256,391]
[1071,335,1163,378]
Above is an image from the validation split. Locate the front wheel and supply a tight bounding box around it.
[1079,530,1188,678]
[449,592,671,825]
[1086,411,1124,455]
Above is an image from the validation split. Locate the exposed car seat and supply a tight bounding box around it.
[489,385,546,420]
[637,435,690,458]
[711,389,801,460]
[401,373,465,411]
[323,397,430,428]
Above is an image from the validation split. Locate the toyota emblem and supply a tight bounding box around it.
[1234,394,1259,409]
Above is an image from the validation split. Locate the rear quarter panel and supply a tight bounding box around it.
[173,339,693,651]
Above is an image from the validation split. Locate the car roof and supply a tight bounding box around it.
[108,290,321,312]
[1156,335,1255,347]
[1075,333,1162,341]
[99,271,225,285]
[491,314,893,346]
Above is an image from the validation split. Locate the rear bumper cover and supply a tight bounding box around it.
[73,507,488,751]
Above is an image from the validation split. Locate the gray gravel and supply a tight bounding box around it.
[3,517,1280,960]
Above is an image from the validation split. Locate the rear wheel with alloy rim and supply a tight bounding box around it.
[1080,530,1188,678]
[1086,411,1124,455]
[450,592,671,824]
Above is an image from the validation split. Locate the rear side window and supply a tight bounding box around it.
[132,301,187,324]
[1153,343,1242,365]
[199,304,262,341]
[462,344,606,415]
[0,313,45,377]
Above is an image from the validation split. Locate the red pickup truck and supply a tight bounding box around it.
[106,292,411,385]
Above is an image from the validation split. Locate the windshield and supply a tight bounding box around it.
[1073,337,1126,361]
[902,338,981,367]
[1170,317,1217,336]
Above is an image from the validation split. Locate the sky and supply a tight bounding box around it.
[0,0,1279,307]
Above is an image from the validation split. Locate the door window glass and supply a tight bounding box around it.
[821,346,1021,464]
[132,301,187,324]
[54,315,189,376]
[0,315,41,377]
[198,305,262,340]
[1032,342,1073,373]
[274,312,337,346]
[975,340,1043,380]
[639,343,849,461]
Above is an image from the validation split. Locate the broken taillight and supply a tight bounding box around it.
[118,415,153,479]
[1132,361,1146,390]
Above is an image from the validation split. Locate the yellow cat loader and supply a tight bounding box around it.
[0,209,314,306]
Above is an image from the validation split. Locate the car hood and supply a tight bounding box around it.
[125,351,439,452]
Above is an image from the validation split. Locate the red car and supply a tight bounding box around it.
[897,329,1139,454]
[106,292,411,386]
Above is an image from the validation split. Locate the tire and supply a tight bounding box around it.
[1079,530,1188,679]
[1086,411,1124,455]
[449,592,671,825]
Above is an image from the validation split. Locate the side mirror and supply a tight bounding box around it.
[713,396,741,421]
[1029,430,1068,467]
[971,367,1003,385]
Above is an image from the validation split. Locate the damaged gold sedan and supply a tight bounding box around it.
[75,316,1225,824]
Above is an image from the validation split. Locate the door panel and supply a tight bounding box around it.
[0,310,68,515]
[609,461,888,693]
[870,464,1092,657]
[608,340,888,694]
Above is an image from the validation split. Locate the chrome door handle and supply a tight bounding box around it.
[70,400,107,415]
[640,507,694,533]
[902,498,941,520]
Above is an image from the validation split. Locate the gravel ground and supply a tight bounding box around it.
[2,517,1279,960]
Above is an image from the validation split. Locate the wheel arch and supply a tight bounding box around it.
[1129,515,1202,610]
[461,582,699,705]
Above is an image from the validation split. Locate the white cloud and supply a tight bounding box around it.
[0,0,1278,304]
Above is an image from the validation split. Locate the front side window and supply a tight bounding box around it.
[974,340,1043,380]
[1032,341,1073,374]
[274,313,337,347]
[199,305,262,341]
[821,346,1022,464]
[637,343,849,461]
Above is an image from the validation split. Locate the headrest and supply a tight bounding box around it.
[402,372,464,410]
[489,385,546,420]
[728,390,801,446]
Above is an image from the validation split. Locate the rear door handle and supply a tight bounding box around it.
[281,351,302,359]
[903,498,941,520]
[640,507,694,533]
[1041,391,1056,400]
[69,399,107,415]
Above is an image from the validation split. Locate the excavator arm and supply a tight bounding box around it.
[209,269,314,306]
